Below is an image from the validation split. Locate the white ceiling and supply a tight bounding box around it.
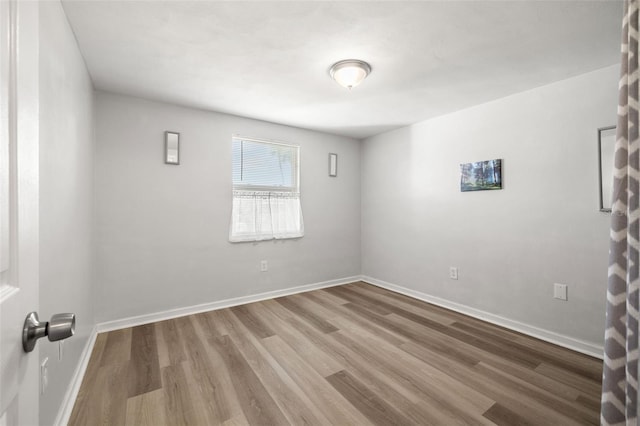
[61,1,622,139]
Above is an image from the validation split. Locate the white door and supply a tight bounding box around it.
[0,1,40,425]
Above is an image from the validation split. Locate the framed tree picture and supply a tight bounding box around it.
[460,159,502,192]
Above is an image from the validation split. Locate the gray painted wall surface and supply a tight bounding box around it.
[361,65,618,346]
[94,92,361,323]
[34,9,618,418]
[39,1,95,424]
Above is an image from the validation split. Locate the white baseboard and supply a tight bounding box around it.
[53,276,359,425]
[96,274,605,358]
[360,275,604,359]
[97,276,362,333]
[54,325,98,426]
[56,274,602,425]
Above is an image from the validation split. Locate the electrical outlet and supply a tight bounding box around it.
[554,283,568,301]
[41,357,49,394]
[449,267,458,280]
[260,260,268,272]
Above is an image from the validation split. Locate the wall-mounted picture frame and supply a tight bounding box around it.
[598,125,616,212]
[165,131,180,165]
[460,159,502,192]
[329,153,338,177]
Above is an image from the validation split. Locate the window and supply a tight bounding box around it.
[229,137,304,242]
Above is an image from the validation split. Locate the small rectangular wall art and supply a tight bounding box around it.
[165,131,180,165]
[460,159,502,192]
[329,153,338,177]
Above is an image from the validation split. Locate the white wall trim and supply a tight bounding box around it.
[361,275,604,359]
[97,276,361,333]
[56,274,603,423]
[54,325,98,426]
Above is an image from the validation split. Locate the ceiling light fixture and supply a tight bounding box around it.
[329,59,371,90]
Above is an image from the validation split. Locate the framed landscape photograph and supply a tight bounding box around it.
[460,159,502,192]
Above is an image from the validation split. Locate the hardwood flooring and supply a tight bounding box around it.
[69,282,603,425]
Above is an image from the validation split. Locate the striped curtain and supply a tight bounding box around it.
[601,1,640,424]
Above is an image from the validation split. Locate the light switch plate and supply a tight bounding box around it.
[41,357,49,394]
[449,267,458,280]
[554,283,568,301]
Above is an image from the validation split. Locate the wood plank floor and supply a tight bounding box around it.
[69,282,603,425]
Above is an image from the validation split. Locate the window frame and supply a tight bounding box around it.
[229,135,304,243]
[232,136,300,193]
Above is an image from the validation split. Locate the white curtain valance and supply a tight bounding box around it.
[229,191,304,242]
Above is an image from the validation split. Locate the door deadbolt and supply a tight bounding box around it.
[22,312,75,353]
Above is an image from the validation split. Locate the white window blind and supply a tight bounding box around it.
[229,137,304,242]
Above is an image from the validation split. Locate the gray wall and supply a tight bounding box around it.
[361,65,618,347]
[94,92,361,323]
[39,1,95,424]
[35,7,617,418]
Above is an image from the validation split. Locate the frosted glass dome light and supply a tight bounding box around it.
[329,60,371,90]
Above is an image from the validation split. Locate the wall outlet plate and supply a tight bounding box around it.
[260,260,268,272]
